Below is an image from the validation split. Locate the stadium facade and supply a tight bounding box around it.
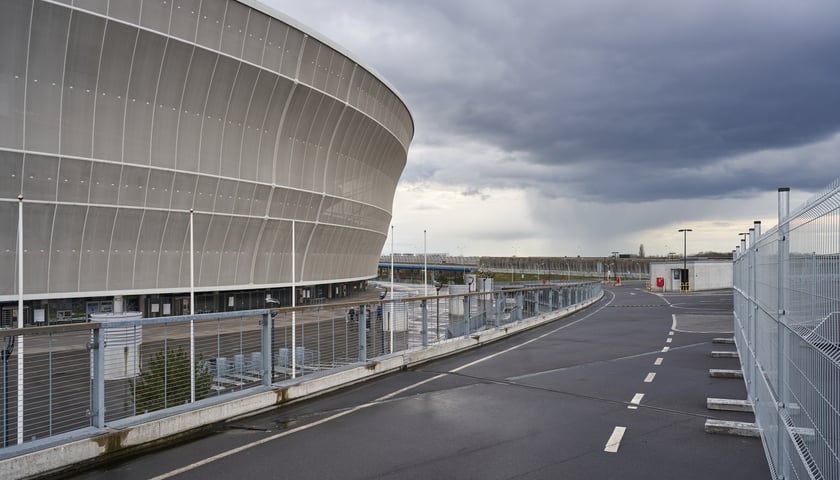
[0,0,413,325]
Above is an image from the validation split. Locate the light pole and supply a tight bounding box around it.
[678,228,692,291]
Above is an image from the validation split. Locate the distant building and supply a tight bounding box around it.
[649,259,733,292]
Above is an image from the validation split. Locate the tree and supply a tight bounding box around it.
[130,346,213,414]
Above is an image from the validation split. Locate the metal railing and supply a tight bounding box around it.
[0,281,600,452]
[734,182,840,480]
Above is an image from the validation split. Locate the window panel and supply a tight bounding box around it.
[23,154,59,202]
[242,9,268,65]
[213,178,238,214]
[48,204,84,293]
[108,208,144,290]
[89,161,122,205]
[196,0,225,50]
[221,64,258,178]
[258,77,292,181]
[93,21,136,162]
[133,209,166,288]
[78,206,117,292]
[199,56,238,175]
[146,169,174,209]
[118,165,149,207]
[108,0,141,24]
[298,38,318,86]
[151,40,193,169]
[0,151,23,199]
[124,31,167,166]
[57,157,92,203]
[139,0,172,34]
[218,215,247,286]
[170,0,201,42]
[241,70,274,182]
[234,217,261,285]
[197,214,230,287]
[252,218,280,284]
[25,2,70,154]
[251,184,270,217]
[193,175,218,212]
[233,182,256,216]
[279,28,304,79]
[220,0,248,58]
[262,19,288,73]
[170,172,197,211]
[177,48,216,173]
[22,203,54,294]
[159,210,189,288]
[0,0,31,149]
[61,11,105,158]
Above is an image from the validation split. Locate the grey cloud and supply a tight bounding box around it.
[268,0,840,204]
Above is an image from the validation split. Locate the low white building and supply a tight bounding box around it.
[649,259,732,292]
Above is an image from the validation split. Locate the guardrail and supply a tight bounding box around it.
[0,281,600,458]
[733,182,840,480]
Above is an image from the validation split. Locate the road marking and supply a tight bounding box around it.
[661,346,670,353]
[654,357,663,365]
[669,331,674,336]
[644,372,656,383]
[627,393,644,409]
[604,426,627,453]
[666,338,673,343]
[150,288,619,479]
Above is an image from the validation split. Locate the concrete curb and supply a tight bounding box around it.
[707,398,754,412]
[711,351,739,358]
[704,419,760,437]
[0,293,602,480]
[709,369,744,379]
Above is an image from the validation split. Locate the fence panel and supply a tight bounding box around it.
[0,281,600,454]
[734,182,840,480]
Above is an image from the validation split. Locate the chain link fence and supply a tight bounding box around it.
[734,181,840,480]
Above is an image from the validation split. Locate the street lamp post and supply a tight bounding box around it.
[678,228,693,291]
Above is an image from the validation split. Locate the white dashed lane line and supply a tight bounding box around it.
[604,426,627,453]
[644,372,656,383]
[654,357,663,365]
[627,393,644,409]
[661,346,670,352]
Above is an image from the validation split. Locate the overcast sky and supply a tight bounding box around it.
[263,0,840,257]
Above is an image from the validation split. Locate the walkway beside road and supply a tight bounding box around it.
[72,281,769,479]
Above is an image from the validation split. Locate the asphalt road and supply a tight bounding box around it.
[72,282,770,479]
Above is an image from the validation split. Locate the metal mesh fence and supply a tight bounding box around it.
[734,183,840,480]
[0,281,600,452]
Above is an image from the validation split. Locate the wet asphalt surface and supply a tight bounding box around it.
[72,282,770,479]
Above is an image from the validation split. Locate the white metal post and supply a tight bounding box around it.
[424,230,427,297]
[16,195,24,445]
[189,209,195,403]
[390,225,394,353]
[291,220,297,378]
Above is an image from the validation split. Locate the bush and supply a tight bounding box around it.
[130,346,212,414]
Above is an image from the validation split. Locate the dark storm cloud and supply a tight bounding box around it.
[267,0,840,203]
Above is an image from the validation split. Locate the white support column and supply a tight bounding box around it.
[291,220,296,378]
[16,195,24,445]
[189,209,195,403]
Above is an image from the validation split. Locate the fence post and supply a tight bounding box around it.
[262,312,272,387]
[89,326,105,428]
[421,300,428,348]
[359,306,367,362]
[776,188,790,479]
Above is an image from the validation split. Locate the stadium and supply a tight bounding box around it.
[0,0,413,325]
